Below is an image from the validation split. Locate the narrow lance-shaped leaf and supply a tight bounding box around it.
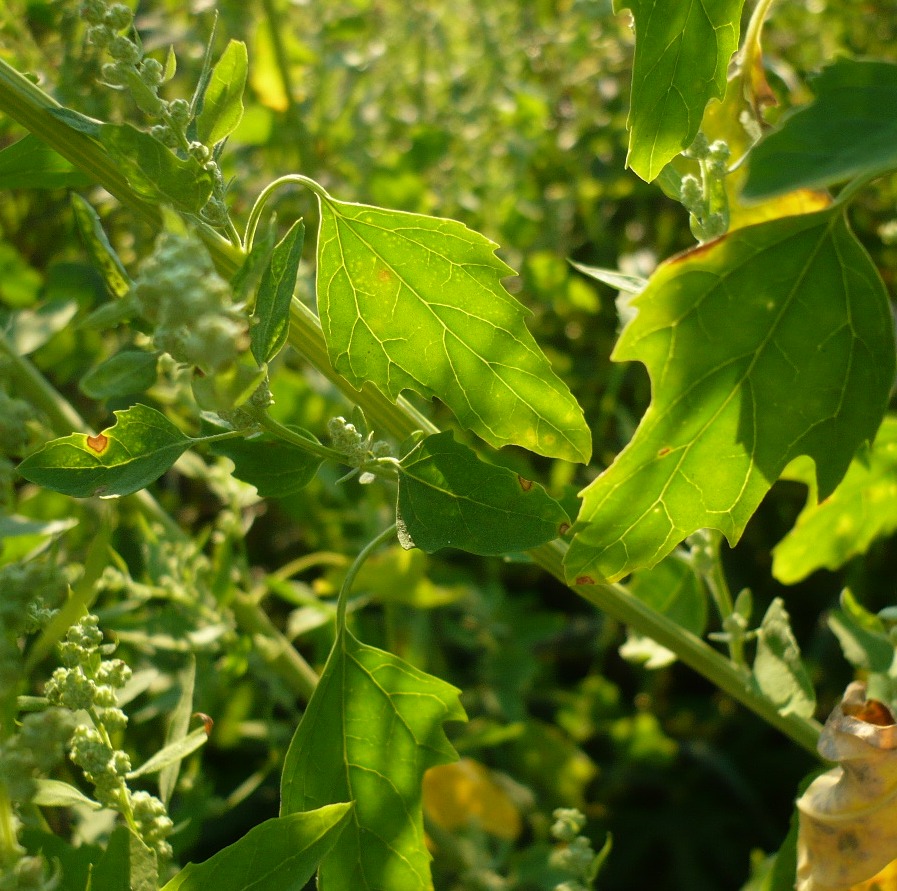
[565,208,895,584]
[772,416,897,585]
[70,194,131,299]
[195,39,248,146]
[17,404,194,498]
[160,804,353,891]
[281,627,466,890]
[314,190,591,463]
[250,219,305,364]
[396,431,570,556]
[744,60,897,200]
[617,0,745,181]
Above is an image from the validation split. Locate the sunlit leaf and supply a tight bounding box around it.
[827,589,893,675]
[396,432,570,556]
[17,404,193,498]
[745,60,897,199]
[33,779,102,810]
[772,415,897,584]
[0,134,92,189]
[161,805,352,891]
[314,192,591,463]
[281,628,465,890]
[617,0,745,181]
[195,39,248,146]
[565,209,895,584]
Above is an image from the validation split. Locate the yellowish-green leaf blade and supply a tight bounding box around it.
[280,628,466,890]
[772,416,897,584]
[195,39,248,146]
[565,209,895,584]
[315,196,591,463]
[617,0,745,181]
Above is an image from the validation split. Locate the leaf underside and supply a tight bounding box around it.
[617,0,745,181]
[315,195,591,463]
[281,628,465,890]
[565,209,895,584]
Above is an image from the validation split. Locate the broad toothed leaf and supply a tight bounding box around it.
[314,192,591,463]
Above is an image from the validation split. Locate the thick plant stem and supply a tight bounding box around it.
[0,58,823,755]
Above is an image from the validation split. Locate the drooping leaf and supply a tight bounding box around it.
[744,60,897,199]
[616,0,745,181]
[752,598,815,719]
[772,416,897,584]
[70,194,131,299]
[0,134,93,189]
[280,628,466,890]
[569,260,647,295]
[207,424,322,496]
[313,191,591,463]
[97,123,214,214]
[79,350,158,399]
[396,431,569,556]
[17,403,193,498]
[565,209,895,584]
[195,39,248,146]
[250,219,305,364]
[160,804,353,891]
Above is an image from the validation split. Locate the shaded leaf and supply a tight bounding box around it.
[17,404,193,498]
[196,39,248,146]
[752,598,815,719]
[616,0,745,181]
[281,628,466,890]
[79,350,158,399]
[828,589,894,676]
[160,804,353,891]
[744,60,897,199]
[208,424,322,496]
[160,656,197,806]
[98,123,214,214]
[0,515,77,541]
[772,416,897,584]
[250,219,305,364]
[565,209,895,584]
[314,191,591,463]
[6,300,79,355]
[0,134,92,189]
[32,779,101,810]
[70,194,131,299]
[396,432,569,556]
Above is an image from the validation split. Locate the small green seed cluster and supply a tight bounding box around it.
[131,232,248,375]
[680,133,731,243]
[0,854,60,891]
[327,416,392,483]
[549,808,605,891]
[0,709,74,804]
[45,615,174,860]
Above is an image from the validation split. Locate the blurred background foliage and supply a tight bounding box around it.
[1,1,896,888]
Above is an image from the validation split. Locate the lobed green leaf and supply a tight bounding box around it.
[565,209,895,584]
[396,431,570,556]
[617,0,745,181]
[314,193,591,463]
[281,628,465,890]
[17,403,193,498]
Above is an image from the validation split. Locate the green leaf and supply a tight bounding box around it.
[32,779,102,810]
[17,403,193,498]
[250,219,305,364]
[744,60,897,199]
[396,432,570,556]
[752,598,815,719]
[0,515,77,541]
[314,192,591,463]
[772,416,897,584]
[98,123,214,214]
[281,628,466,890]
[827,589,893,674]
[160,656,196,806]
[196,39,249,146]
[569,260,647,295]
[616,0,745,181]
[565,209,895,584]
[160,804,352,891]
[208,425,322,496]
[79,350,158,399]
[70,194,131,299]
[126,727,208,779]
[88,826,157,891]
[0,134,93,189]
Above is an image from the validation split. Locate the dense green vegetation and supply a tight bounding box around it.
[1,1,897,889]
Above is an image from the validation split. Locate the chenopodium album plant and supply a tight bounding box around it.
[2,0,897,887]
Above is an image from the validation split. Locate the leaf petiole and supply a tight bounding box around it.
[336,524,398,630]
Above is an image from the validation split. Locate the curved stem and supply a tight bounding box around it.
[257,413,347,463]
[244,174,328,252]
[337,524,397,630]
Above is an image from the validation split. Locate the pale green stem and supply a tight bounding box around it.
[257,414,347,463]
[742,0,778,71]
[337,524,398,630]
[0,57,824,755]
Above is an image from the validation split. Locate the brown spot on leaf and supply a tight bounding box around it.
[517,475,533,492]
[575,576,595,586]
[86,433,108,453]
[378,268,391,282]
[657,446,671,457]
[559,523,570,536]
[194,712,215,737]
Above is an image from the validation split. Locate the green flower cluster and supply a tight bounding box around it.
[327,416,392,483]
[549,808,609,891]
[45,616,174,860]
[680,132,731,243]
[131,232,248,375]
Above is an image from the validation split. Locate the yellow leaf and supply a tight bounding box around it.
[423,758,522,841]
